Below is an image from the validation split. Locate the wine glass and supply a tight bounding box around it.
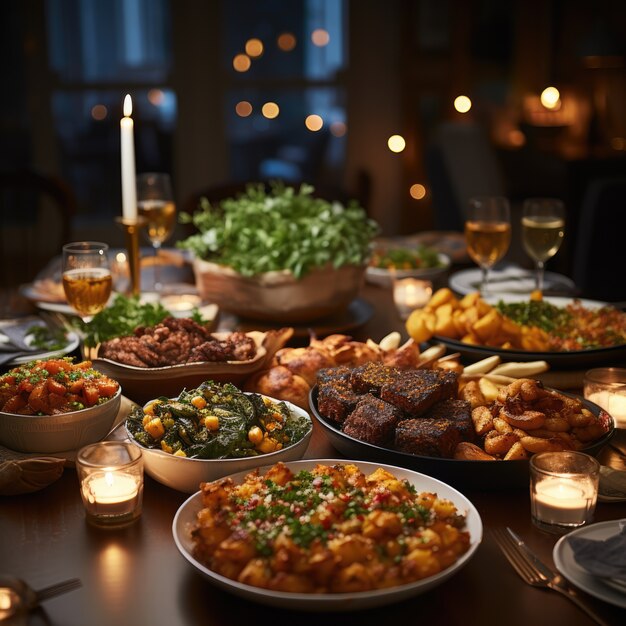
[137,172,176,291]
[62,242,112,322]
[464,196,511,296]
[522,198,565,293]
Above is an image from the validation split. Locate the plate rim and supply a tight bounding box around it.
[553,519,626,609]
[8,330,80,366]
[172,458,483,610]
[449,267,576,296]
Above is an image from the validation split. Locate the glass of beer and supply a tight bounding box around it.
[465,196,511,296]
[522,198,565,293]
[62,242,112,322]
[137,172,176,291]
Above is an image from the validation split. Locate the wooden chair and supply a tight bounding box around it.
[0,169,77,289]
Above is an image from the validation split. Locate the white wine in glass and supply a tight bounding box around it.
[465,196,511,296]
[62,242,112,322]
[137,172,176,291]
[522,198,565,293]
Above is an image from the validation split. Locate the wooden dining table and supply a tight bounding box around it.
[1,283,626,626]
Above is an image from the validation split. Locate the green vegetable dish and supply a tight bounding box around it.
[177,182,379,279]
[370,246,443,270]
[125,380,312,459]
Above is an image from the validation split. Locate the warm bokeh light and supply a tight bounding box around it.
[540,86,561,109]
[409,184,427,200]
[235,101,253,117]
[233,54,251,72]
[262,102,280,119]
[387,134,406,153]
[305,114,324,131]
[277,32,296,51]
[330,121,347,137]
[147,89,165,105]
[454,95,472,113]
[311,29,330,46]
[508,129,526,147]
[245,38,264,57]
[91,104,108,121]
[612,137,626,150]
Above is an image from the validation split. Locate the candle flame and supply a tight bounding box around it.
[123,94,133,117]
[105,471,114,486]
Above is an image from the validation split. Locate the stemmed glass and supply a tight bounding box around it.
[522,198,565,293]
[62,242,112,322]
[137,173,176,291]
[464,196,511,296]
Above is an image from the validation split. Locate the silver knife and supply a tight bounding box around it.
[506,528,610,626]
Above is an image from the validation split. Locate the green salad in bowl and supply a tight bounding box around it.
[177,182,380,322]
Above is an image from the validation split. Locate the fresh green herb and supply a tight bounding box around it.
[177,182,379,278]
[495,300,572,333]
[75,293,170,347]
[370,245,442,270]
[27,325,68,351]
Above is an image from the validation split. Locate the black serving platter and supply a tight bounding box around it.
[308,386,615,493]
[431,336,626,370]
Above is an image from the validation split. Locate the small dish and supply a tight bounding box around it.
[366,252,450,287]
[0,387,122,454]
[172,459,483,610]
[92,331,270,405]
[554,520,626,609]
[126,396,313,493]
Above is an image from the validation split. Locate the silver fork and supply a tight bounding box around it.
[491,527,610,626]
[0,575,82,617]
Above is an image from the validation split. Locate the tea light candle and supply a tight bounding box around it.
[82,471,141,517]
[77,441,143,526]
[533,479,593,526]
[393,278,432,319]
[584,367,626,428]
[161,293,202,317]
[529,451,599,533]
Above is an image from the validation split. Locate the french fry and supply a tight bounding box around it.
[462,355,501,376]
[454,442,496,461]
[488,360,549,377]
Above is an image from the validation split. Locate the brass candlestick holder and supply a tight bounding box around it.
[115,216,147,295]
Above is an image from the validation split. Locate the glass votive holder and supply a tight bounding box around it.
[160,293,202,317]
[76,441,144,527]
[393,278,432,320]
[584,367,626,429]
[529,451,600,534]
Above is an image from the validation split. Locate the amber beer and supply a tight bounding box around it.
[464,220,511,268]
[138,200,176,245]
[62,268,112,317]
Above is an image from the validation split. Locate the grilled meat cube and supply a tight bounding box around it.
[394,418,461,458]
[424,398,475,443]
[342,394,402,445]
[349,361,399,395]
[316,366,361,424]
[380,369,458,416]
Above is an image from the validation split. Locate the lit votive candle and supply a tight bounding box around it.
[160,293,202,317]
[584,367,626,429]
[77,442,143,527]
[393,278,432,320]
[530,451,599,534]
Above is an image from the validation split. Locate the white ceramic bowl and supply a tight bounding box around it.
[365,252,451,287]
[125,398,313,493]
[0,387,122,453]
